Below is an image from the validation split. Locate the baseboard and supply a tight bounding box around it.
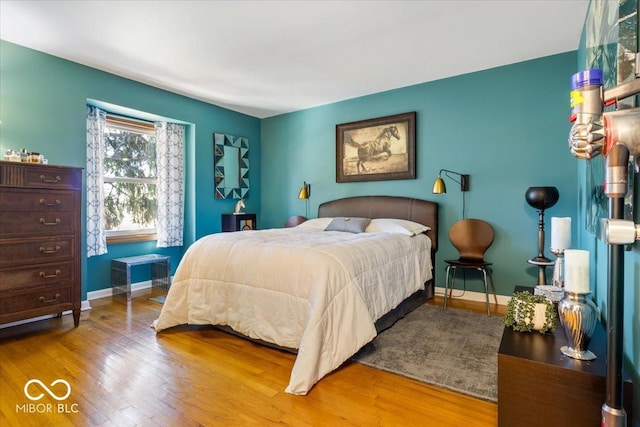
[86,280,153,301]
[434,286,511,306]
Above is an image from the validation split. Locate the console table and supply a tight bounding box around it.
[111,254,171,301]
[498,287,633,426]
[221,213,256,232]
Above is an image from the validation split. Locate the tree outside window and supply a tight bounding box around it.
[103,119,157,236]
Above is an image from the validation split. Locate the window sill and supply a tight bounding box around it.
[107,233,157,245]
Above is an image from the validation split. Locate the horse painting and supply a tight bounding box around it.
[345,125,401,173]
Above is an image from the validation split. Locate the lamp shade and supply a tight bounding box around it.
[432,176,446,194]
[298,182,309,199]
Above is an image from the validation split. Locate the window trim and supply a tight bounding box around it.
[106,114,155,135]
[106,231,158,245]
[103,176,157,185]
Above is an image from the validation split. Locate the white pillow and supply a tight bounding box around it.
[295,217,333,230]
[365,218,430,236]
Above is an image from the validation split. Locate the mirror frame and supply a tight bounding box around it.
[214,133,249,199]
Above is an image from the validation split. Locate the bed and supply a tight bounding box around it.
[153,195,438,395]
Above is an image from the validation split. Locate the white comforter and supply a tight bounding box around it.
[152,227,432,395]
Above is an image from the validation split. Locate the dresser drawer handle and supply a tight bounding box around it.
[39,294,61,303]
[40,174,62,184]
[39,269,61,279]
[39,218,61,226]
[39,245,61,254]
[39,198,62,207]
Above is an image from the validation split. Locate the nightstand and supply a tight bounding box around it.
[497,287,633,426]
[221,213,256,232]
[284,215,307,228]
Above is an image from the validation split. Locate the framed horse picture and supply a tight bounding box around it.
[336,112,416,183]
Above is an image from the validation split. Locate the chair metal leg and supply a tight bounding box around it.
[487,268,498,307]
[444,265,454,310]
[444,265,450,310]
[480,267,491,316]
[449,267,457,304]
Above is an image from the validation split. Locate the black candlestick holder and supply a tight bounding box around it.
[525,186,559,286]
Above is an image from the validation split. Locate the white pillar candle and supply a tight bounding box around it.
[564,249,590,293]
[551,217,572,251]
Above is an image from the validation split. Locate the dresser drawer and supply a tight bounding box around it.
[0,188,75,212]
[0,162,82,190]
[0,237,74,268]
[25,167,81,190]
[0,261,74,291]
[0,211,76,238]
[0,284,73,317]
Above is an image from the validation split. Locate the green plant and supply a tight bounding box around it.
[504,291,556,334]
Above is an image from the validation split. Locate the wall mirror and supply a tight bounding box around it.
[214,133,249,199]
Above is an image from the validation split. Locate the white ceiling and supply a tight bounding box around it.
[0,0,590,118]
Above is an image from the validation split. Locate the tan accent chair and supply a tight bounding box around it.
[444,218,497,316]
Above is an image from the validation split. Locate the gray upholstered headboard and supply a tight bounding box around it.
[317,195,438,252]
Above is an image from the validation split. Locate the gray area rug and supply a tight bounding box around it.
[352,304,505,402]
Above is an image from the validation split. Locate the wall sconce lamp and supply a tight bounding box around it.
[432,169,470,194]
[298,181,310,217]
[432,169,470,219]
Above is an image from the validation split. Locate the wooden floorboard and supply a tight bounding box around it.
[0,289,502,426]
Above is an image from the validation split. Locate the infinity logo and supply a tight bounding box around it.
[24,379,71,401]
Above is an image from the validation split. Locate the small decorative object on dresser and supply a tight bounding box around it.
[234,199,245,214]
[221,213,256,232]
[0,161,82,328]
[503,290,556,334]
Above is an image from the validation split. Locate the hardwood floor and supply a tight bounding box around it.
[0,290,504,426]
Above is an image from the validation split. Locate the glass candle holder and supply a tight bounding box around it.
[551,248,565,288]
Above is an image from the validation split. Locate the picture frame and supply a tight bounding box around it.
[336,112,416,183]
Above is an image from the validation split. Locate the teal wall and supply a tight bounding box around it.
[261,51,578,298]
[0,40,261,296]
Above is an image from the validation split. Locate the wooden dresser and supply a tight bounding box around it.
[0,161,82,327]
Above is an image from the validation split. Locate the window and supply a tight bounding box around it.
[103,115,157,241]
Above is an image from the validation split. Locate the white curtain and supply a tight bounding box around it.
[86,106,108,257]
[155,122,185,247]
